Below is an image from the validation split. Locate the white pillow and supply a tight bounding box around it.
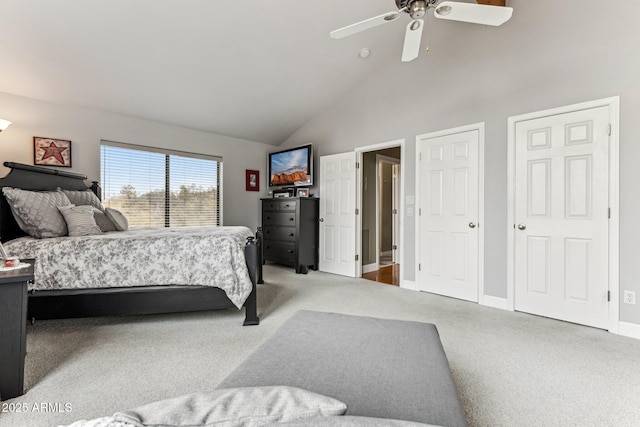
[112,386,347,427]
[104,208,129,231]
[58,205,102,237]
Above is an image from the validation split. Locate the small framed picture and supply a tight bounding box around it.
[297,188,309,197]
[246,170,260,192]
[34,137,72,167]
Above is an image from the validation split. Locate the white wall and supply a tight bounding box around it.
[281,0,640,325]
[0,92,271,231]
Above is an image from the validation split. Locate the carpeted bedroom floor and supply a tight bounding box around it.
[2,264,640,427]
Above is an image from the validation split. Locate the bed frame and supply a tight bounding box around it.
[0,162,261,326]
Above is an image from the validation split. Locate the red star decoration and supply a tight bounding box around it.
[40,142,68,165]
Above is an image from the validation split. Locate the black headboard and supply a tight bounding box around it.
[0,162,99,242]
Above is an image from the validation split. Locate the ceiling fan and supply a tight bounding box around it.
[330,0,513,62]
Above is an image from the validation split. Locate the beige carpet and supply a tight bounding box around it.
[2,264,640,427]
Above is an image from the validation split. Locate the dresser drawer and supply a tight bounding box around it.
[278,200,297,212]
[263,199,297,212]
[263,241,295,260]
[263,226,296,242]
[263,200,280,211]
[263,212,296,226]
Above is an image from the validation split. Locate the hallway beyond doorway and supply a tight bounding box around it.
[362,264,399,286]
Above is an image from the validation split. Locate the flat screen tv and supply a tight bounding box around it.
[268,144,313,188]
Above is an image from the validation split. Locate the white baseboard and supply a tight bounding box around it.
[618,322,640,340]
[401,280,418,291]
[362,263,379,274]
[480,295,510,311]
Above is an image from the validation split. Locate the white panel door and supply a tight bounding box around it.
[417,130,479,302]
[514,106,610,329]
[319,152,357,277]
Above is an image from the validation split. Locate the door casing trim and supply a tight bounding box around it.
[355,139,406,286]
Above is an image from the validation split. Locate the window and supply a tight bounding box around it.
[100,141,222,228]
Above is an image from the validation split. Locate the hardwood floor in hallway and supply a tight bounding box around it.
[362,264,399,286]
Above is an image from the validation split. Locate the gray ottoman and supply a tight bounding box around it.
[217,311,467,427]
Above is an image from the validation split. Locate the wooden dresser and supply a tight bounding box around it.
[261,197,319,274]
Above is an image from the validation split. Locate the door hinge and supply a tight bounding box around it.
[392,245,398,250]
[356,162,360,169]
[607,290,611,302]
[608,207,611,219]
[355,254,359,261]
[392,209,398,214]
[608,124,612,136]
[419,152,422,161]
[418,263,421,271]
[418,208,422,216]
[355,208,359,215]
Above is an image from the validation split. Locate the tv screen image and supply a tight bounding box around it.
[269,145,313,187]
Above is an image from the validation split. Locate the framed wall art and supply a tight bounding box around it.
[246,170,259,192]
[34,137,72,167]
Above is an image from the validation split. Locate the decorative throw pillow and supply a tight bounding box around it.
[93,208,118,232]
[2,187,71,238]
[104,208,128,231]
[60,189,104,211]
[58,205,102,237]
[111,386,347,427]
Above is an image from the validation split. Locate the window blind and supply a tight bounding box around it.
[100,141,222,228]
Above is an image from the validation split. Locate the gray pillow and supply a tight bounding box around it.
[60,189,104,211]
[2,187,71,238]
[112,386,347,427]
[105,207,128,231]
[93,208,118,232]
[58,205,102,237]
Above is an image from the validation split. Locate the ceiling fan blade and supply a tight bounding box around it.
[401,19,424,62]
[434,1,513,26]
[330,11,401,39]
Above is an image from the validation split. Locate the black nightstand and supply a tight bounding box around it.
[0,259,34,401]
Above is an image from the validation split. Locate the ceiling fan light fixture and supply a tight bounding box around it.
[435,5,452,16]
[384,12,400,21]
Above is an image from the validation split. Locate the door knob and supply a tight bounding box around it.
[517,223,527,230]
[468,222,476,229]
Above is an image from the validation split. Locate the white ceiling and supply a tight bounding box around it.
[0,0,480,145]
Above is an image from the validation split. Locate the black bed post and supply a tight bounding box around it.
[256,227,264,284]
[90,181,101,200]
[243,236,260,326]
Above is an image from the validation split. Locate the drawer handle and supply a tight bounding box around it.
[289,217,294,221]
[287,250,294,254]
[289,233,294,237]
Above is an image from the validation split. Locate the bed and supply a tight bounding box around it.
[0,161,261,326]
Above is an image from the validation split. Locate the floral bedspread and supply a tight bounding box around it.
[5,226,254,308]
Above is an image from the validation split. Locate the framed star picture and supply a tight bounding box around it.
[34,137,72,168]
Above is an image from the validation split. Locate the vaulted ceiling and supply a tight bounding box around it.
[0,0,505,145]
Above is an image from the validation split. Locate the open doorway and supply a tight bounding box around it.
[361,147,401,286]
